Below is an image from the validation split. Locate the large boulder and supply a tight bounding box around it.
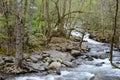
[28,62,45,71]
[43,50,74,62]
[49,61,61,74]
[49,61,61,70]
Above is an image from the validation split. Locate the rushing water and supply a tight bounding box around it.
[7,31,120,80]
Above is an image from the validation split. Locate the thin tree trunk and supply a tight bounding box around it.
[45,0,52,44]
[27,0,34,46]
[23,0,28,50]
[110,0,120,69]
[79,32,85,49]
[45,0,51,37]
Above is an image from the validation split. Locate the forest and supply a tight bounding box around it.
[0,0,120,80]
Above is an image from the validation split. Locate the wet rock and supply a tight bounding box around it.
[81,42,89,51]
[44,62,49,66]
[23,54,30,59]
[49,61,61,74]
[52,58,62,63]
[116,62,120,64]
[87,57,94,61]
[43,50,74,62]
[114,48,119,51]
[45,57,52,63]
[30,56,38,63]
[42,53,50,58]
[71,35,81,42]
[106,51,110,53]
[85,52,109,59]
[62,61,75,68]
[3,56,14,63]
[72,59,83,65]
[95,62,105,66]
[0,57,5,66]
[26,59,31,62]
[49,61,61,70]
[66,42,80,51]
[61,64,66,67]
[55,77,64,80]
[0,60,5,66]
[94,73,120,80]
[71,50,81,57]
[29,63,45,71]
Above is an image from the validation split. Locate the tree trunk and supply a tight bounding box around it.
[79,32,85,49]
[16,0,23,68]
[109,0,120,69]
[57,0,67,37]
[27,0,34,46]
[45,0,51,37]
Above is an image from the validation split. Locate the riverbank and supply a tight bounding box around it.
[0,36,89,79]
[1,31,120,80]
[6,37,120,80]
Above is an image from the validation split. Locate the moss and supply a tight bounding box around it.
[0,48,7,55]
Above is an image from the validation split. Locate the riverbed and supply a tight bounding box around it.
[7,31,120,80]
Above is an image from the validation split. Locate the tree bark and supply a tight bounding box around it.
[16,0,23,68]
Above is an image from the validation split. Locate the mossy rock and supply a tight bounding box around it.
[0,60,5,66]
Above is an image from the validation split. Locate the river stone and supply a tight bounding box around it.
[29,63,45,71]
[81,42,89,51]
[61,64,66,67]
[95,62,104,66]
[49,61,61,70]
[45,57,52,63]
[30,56,38,63]
[3,56,14,63]
[43,50,74,61]
[44,62,49,66]
[71,35,81,41]
[94,73,120,80]
[85,52,109,59]
[71,50,81,57]
[62,61,75,68]
[55,77,64,80]
[0,57,5,66]
[42,53,50,58]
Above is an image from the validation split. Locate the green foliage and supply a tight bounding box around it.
[0,33,8,41]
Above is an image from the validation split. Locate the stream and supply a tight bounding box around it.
[7,30,120,80]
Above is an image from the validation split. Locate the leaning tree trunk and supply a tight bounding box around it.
[15,0,23,68]
[109,0,120,69]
